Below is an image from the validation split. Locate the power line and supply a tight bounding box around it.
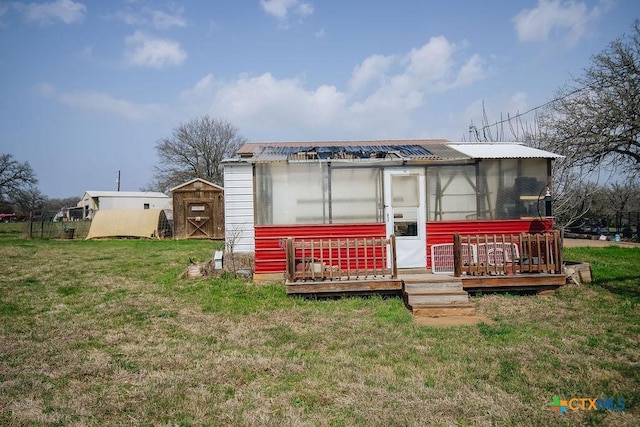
[472,86,587,137]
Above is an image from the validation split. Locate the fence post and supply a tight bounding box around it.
[453,233,462,277]
[286,238,295,282]
[554,229,562,273]
[390,234,397,279]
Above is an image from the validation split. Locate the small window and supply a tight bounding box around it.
[144,203,150,209]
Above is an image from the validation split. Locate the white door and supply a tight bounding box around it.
[384,168,426,269]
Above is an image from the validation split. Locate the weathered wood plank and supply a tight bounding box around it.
[462,274,565,288]
[286,279,403,294]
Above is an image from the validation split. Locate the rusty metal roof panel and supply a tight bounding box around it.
[418,144,471,160]
[236,139,452,162]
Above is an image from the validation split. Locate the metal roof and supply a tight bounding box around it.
[236,139,453,163]
[231,140,562,164]
[447,143,564,159]
[83,191,170,199]
[236,139,448,154]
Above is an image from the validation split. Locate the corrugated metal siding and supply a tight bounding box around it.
[425,219,554,268]
[254,223,386,274]
[224,164,255,253]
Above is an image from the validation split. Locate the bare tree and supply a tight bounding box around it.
[43,197,81,213]
[591,177,640,226]
[466,22,640,230]
[10,186,45,217]
[149,116,246,193]
[0,153,38,201]
[467,105,604,230]
[541,20,640,177]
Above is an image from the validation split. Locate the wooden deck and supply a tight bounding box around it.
[284,233,567,321]
[285,277,403,296]
[285,270,566,296]
[461,273,566,293]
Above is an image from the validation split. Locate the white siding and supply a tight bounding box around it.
[79,192,172,219]
[100,197,171,211]
[224,163,255,253]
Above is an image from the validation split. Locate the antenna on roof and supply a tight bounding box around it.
[117,170,121,191]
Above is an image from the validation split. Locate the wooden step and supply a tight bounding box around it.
[412,303,476,318]
[402,279,463,292]
[405,290,470,306]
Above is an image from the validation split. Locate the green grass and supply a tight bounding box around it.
[0,223,638,426]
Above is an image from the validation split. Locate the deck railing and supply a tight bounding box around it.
[286,235,397,282]
[453,231,562,276]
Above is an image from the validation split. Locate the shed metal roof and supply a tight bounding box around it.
[83,191,169,199]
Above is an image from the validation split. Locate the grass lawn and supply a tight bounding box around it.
[0,223,638,426]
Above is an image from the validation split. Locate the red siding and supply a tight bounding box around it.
[425,219,553,269]
[254,223,386,274]
[254,219,553,274]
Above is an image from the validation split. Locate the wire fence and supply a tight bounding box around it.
[24,212,92,239]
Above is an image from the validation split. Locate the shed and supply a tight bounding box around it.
[170,178,224,239]
[222,139,563,282]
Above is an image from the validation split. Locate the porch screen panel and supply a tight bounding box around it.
[480,159,548,219]
[255,164,273,225]
[255,163,327,225]
[330,167,382,223]
[427,165,477,220]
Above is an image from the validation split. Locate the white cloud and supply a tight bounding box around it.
[260,0,313,26]
[54,36,486,140]
[58,90,168,121]
[348,36,486,112]
[22,0,86,25]
[513,0,604,47]
[175,36,487,140]
[151,8,186,29]
[348,54,396,94]
[124,31,187,68]
[115,6,186,30]
[454,54,485,87]
[208,73,345,131]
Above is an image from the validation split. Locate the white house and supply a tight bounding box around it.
[78,191,172,220]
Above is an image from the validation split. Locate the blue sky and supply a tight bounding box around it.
[1,0,638,198]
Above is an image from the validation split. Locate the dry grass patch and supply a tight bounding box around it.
[0,234,638,426]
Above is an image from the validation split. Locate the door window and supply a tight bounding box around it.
[392,174,419,236]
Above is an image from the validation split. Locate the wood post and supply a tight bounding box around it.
[453,233,462,277]
[390,234,397,279]
[286,238,295,283]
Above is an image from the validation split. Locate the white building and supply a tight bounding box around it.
[78,191,172,219]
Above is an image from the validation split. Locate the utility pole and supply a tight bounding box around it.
[117,170,121,191]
